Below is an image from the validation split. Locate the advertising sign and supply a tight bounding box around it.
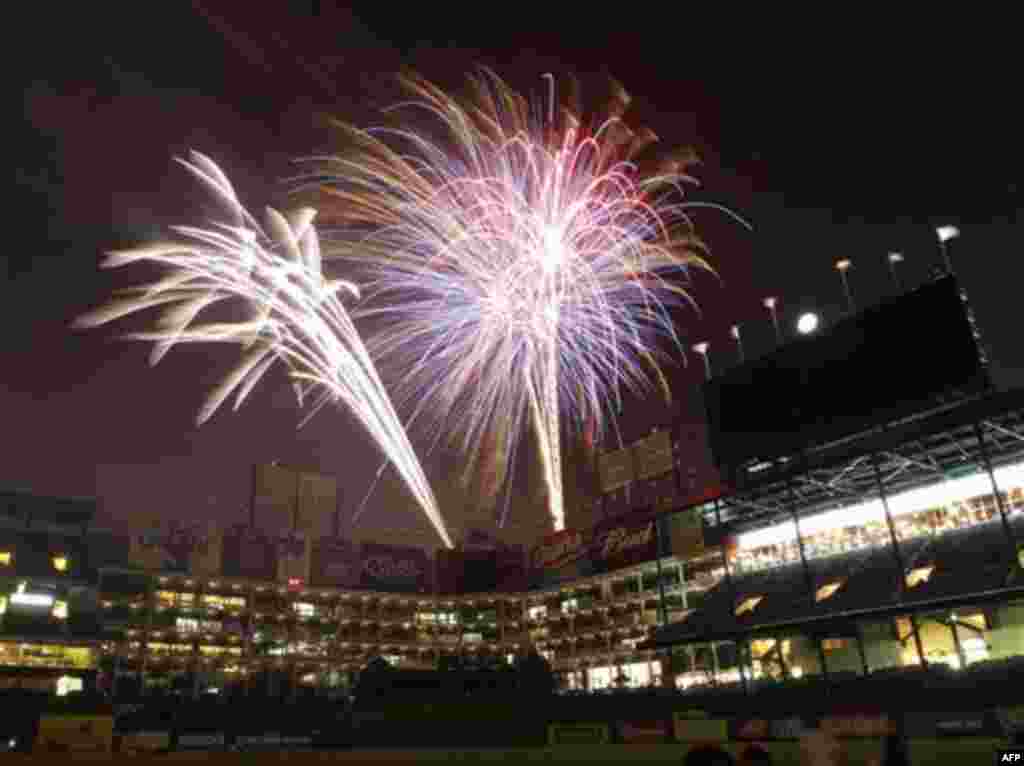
[310,538,362,588]
[530,528,593,586]
[36,715,114,752]
[359,542,430,593]
[531,512,662,583]
[591,514,658,573]
[617,718,669,743]
[672,710,728,743]
[731,717,806,741]
[117,731,171,753]
[275,533,312,583]
[174,731,227,750]
[905,711,1002,738]
[632,430,674,479]
[547,722,610,745]
[598,448,634,493]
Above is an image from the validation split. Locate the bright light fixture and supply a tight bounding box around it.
[888,252,904,264]
[693,342,709,355]
[835,259,852,272]
[815,581,844,602]
[735,596,763,616]
[797,312,820,335]
[937,225,960,243]
[906,566,935,588]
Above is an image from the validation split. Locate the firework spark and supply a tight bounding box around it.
[306,68,726,532]
[75,152,454,549]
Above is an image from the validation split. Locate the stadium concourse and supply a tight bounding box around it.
[644,385,1024,699]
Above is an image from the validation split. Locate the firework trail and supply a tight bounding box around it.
[305,68,729,532]
[75,152,454,549]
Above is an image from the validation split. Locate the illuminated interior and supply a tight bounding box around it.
[0,643,94,669]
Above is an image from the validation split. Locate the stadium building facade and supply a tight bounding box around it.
[1,275,1021,699]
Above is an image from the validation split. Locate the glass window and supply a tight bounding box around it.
[293,602,316,619]
[202,594,245,610]
[858,618,905,672]
[561,598,579,615]
[528,605,547,620]
[0,552,11,567]
[155,591,177,608]
[588,665,612,690]
[176,617,199,634]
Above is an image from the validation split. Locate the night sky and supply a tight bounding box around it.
[8,5,1021,540]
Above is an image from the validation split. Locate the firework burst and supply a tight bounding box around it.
[306,68,726,531]
[75,152,453,549]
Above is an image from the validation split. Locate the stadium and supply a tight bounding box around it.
[1,273,1022,757]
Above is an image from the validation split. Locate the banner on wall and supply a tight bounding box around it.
[359,542,430,593]
[632,430,674,480]
[275,533,312,584]
[598,448,634,493]
[310,538,362,588]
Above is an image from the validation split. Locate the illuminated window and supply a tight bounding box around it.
[1018,545,1024,570]
[52,556,68,573]
[895,617,914,641]
[52,600,69,621]
[56,675,83,696]
[155,591,177,608]
[560,598,579,615]
[293,602,316,619]
[0,552,11,567]
[735,596,763,617]
[905,566,935,588]
[175,617,199,634]
[822,639,847,651]
[527,605,547,621]
[815,581,844,602]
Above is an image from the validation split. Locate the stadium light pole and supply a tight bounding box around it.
[763,297,781,345]
[937,225,960,275]
[835,259,855,314]
[730,325,745,364]
[887,252,904,292]
[693,343,712,381]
